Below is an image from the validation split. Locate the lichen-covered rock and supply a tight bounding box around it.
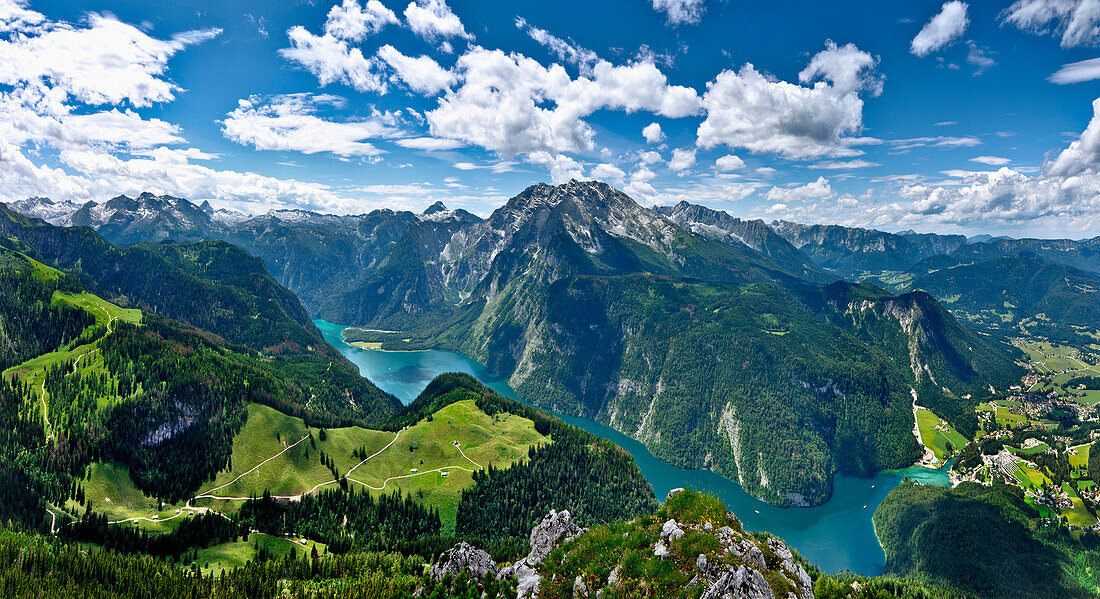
[501,562,540,598]
[653,539,670,558]
[767,537,813,599]
[500,509,586,598]
[696,553,709,572]
[573,574,589,598]
[429,541,499,581]
[732,539,767,571]
[529,509,583,565]
[661,518,685,540]
[700,566,776,599]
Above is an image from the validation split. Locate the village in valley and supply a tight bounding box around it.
[914,337,1100,531]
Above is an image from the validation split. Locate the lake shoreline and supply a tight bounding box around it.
[316,318,950,576]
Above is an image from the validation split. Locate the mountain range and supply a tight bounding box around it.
[9,180,1025,506]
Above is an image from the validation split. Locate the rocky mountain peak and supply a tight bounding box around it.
[423,201,448,215]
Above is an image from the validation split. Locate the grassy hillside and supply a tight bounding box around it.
[190,400,547,530]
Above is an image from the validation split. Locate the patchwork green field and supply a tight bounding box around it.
[1061,483,1098,527]
[347,399,548,526]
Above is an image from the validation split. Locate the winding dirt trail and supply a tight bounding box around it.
[193,434,312,500]
[347,465,478,492]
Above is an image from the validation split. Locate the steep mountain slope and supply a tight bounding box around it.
[770,221,968,279]
[345,181,1021,506]
[875,481,1099,599]
[10,195,483,324]
[0,204,402,424]
[655,201,831,283]
[899,255,1100,341]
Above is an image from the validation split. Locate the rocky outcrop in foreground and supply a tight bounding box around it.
[428,490,815,599]
[429,541,499,581]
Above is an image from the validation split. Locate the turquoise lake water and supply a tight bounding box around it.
[315,319,950,576]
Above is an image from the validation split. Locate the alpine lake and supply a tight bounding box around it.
[315,319,951,576]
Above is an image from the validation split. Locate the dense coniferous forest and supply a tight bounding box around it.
[237,489,443,554]
[874,481,1100,599]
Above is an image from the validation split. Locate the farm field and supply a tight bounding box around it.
[915,407,968,460]
[1061,483,1098,527]
[1016,461,1051,489]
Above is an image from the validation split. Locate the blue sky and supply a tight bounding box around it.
[5,0,1100,236]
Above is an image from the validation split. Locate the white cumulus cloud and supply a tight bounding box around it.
[404,0,471,44]
[668,147,696,172]
[324,0,397,41]
[281,26,387,93]
[764,177,835,203]
[714,154,745,171]
[377,45,455,94]
[911,1,969,57]
[0,13,219,108]
[426,47,701,158]
[642,122,665,144]
[697,41,881,160]
[222,94,398,157]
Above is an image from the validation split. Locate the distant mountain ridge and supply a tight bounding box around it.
[769,220,969,278]
[654,201,832,283]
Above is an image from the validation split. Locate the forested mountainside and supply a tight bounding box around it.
[0,489,969,599]
[340,181,1021,506]
[875,481,1100,599]
[0,237,657,565]
[0,204,399,422]
[8,183,1023,506]
[0,247,366,527]
[894,255,1100,342]
[653,204,1100,344]
[14,192,484,320]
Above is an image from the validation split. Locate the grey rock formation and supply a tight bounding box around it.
[429,541,499,581]
[768,538,812,599]
[653,539,670,558]
[661,519,685,541]
[500,509,586,598]
[573,575,589,598]
[529,509,584,564]
[700,566,776,599]
[733,539,767,572]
